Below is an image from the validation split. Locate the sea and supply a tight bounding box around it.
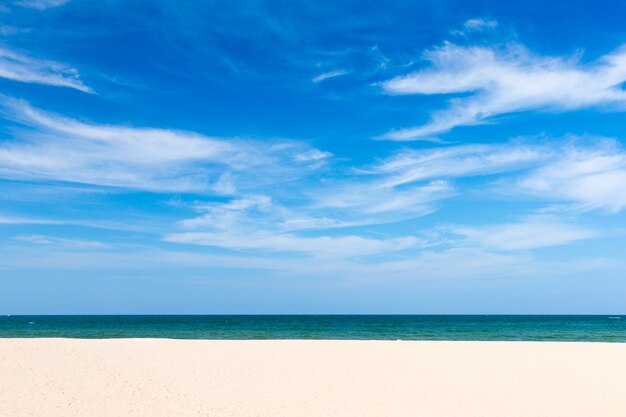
[0,315,624,341]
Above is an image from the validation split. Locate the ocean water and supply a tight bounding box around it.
[1,315,625,341]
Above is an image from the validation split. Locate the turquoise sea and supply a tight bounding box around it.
[1,315,624,341]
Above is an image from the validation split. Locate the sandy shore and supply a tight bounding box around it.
[1,339,625,417]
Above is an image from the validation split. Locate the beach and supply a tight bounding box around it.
[1,339,625,416]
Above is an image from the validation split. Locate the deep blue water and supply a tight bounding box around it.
[0,315,624,341]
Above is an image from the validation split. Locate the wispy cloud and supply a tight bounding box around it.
[0,215,64,225]
[166,136,626,261]
[369,143,545,187]
[450,216,598,251]
[450,18,498,37]
[14,0,70,10]
[0,213,162,233]
[165,231,422,259]
[176,166,456,239]
[167,193,432,259]
[2,238,619,289]
[176,195,343,233]
[312,69,350,83]
[518,139,626,212]
[372,136,626,214]
[2,96,622,266]
[0,26,31,36]
[0,98,329,192]
[0,46,91,92]
[13,234,110,249]
[381,42,626,140]
[462,18,498,32]
[311,180,453,225]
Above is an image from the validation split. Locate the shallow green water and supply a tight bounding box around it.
[1,315,624,341]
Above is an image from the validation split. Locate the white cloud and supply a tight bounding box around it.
[0,46,91,92]
[0,99,329,192]
[4,111,621,263]
[294,149,332,162]
[13,234,110,249]
[179,195,281,230]
[450,18,498,36]
[356,137,626,215]
[463,18,498,31]
[0,242,292,271]
[165,142,550,259]
[0,213,161,232]
[14,0,70,10]
[369,136,626,214]
[451,216,598,251]
[305,142,543,225]
[165,231,422,259]
[312,180,452,221]
[370,143,545,188]
[299,144,542,227]
[177,148,471,237]
[168,137,626,262]
[167,192,437,259]
[1,238,619,287]
[0,215,57,225]
[518,141,626,212]
[381,42,626,140]
[312,69,349,83]
[0,26,31,36]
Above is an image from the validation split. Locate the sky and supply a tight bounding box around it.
[1,0,626,314]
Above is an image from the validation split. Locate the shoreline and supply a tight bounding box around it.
[1,337,625,342]
[2,339,625,416]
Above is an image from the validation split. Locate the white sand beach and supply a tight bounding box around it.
[1,339,625,417]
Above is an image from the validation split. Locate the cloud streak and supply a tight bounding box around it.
[462,18,498,32]
[165,231,422,259]
[12,234,110,249]
[518,139,626,212]
[312,69,350,83]
[167,193,433,259]
[0,46,91,92]
[451,216,598,251]
[381,42,626,140]
[370,136,626,214]
[166,136,626,260]
[14,0,70,10]
[0,99,329,192]
[369,143,545,187]
[450,18,498,36]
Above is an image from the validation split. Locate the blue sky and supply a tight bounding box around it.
[1,0,626,314]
